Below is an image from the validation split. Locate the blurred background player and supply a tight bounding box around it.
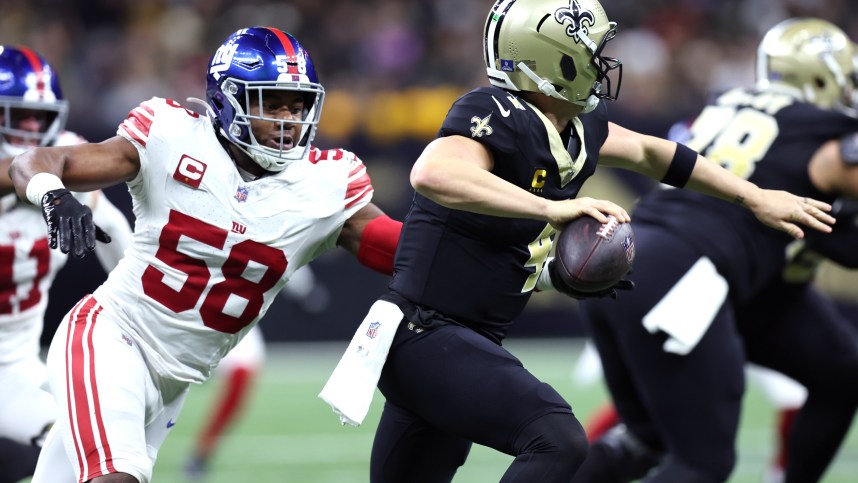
[10,27,401,483]
[0,45,132,482]
[183,264,330,479]
[571,107,816,481]
[572,18,858,483]
[572,341,806,482]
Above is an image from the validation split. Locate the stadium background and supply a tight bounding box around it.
[4,0,858,480]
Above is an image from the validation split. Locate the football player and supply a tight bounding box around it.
[9,28,401,483]
[322,1,837,482]
[0,45,132,481]
[572,18,858,483]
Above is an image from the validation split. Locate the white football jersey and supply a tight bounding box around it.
[94,97,373,382]
[0,131,94,365]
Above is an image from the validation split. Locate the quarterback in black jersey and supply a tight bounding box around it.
[572,18,858,483]
[337,2,836,482]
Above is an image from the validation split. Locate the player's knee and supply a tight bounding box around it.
[515,412,589,472]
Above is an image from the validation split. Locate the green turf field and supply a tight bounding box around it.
[69,339,858,482]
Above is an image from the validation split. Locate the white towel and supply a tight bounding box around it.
[319,299,404,426]
[642,257,728,355]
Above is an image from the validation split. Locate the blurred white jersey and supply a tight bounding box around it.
[94,97,373,383]
[0,131,93,364]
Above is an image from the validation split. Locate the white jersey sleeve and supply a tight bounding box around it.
[92,97,374,383]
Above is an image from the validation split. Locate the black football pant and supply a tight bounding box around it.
[371,314,588,482]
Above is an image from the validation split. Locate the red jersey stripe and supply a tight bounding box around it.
[346,185,373,209]
[346,170,372,200]
[119,122,146,148]
[120,105,155,147]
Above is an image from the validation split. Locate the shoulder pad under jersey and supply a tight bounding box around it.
[438,88,525,155]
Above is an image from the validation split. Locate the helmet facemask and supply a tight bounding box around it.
[0,97,68,156]
[218,78,324,172]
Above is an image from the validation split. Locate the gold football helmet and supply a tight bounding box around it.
[484,0,622,113]
[757,18,856,111]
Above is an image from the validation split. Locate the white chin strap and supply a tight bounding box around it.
[516,62,600,113]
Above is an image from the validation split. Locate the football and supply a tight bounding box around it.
[554,215,635,293]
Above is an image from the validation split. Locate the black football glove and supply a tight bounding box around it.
[40,188,111,258]
[547,258,635,300]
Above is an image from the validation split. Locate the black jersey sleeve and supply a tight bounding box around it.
[437,88,519,155]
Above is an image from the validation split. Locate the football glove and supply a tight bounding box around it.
[547,258,634,300]
[41,188,111,258]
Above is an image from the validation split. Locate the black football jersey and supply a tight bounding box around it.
[389,86,609,342]
[633,88,858,302]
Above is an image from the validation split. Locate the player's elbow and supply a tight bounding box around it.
[8,148,43,195]
[409,156,445,196]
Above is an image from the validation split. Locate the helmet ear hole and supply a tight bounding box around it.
[815,77,826,89]
[560,54,578,82]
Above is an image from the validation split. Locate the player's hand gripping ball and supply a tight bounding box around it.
[554,215,635,293]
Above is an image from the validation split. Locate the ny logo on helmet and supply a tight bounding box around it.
[554,0,595,42]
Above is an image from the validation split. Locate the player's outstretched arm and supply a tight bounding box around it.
[9,136,141,257]
[9,136,140,197]
[598,122,834,240]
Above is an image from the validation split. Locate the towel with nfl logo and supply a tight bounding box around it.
[319,299,404,426]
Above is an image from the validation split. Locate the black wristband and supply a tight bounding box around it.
[661,143,698,188]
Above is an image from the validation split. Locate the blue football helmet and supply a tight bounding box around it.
[204,27,325,172]
[0,45,68,156]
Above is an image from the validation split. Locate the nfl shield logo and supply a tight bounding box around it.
[622,234,635,263]
[234,186,249,202]
[366,321,380,339]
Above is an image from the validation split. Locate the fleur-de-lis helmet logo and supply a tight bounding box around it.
[554,0,596,43]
